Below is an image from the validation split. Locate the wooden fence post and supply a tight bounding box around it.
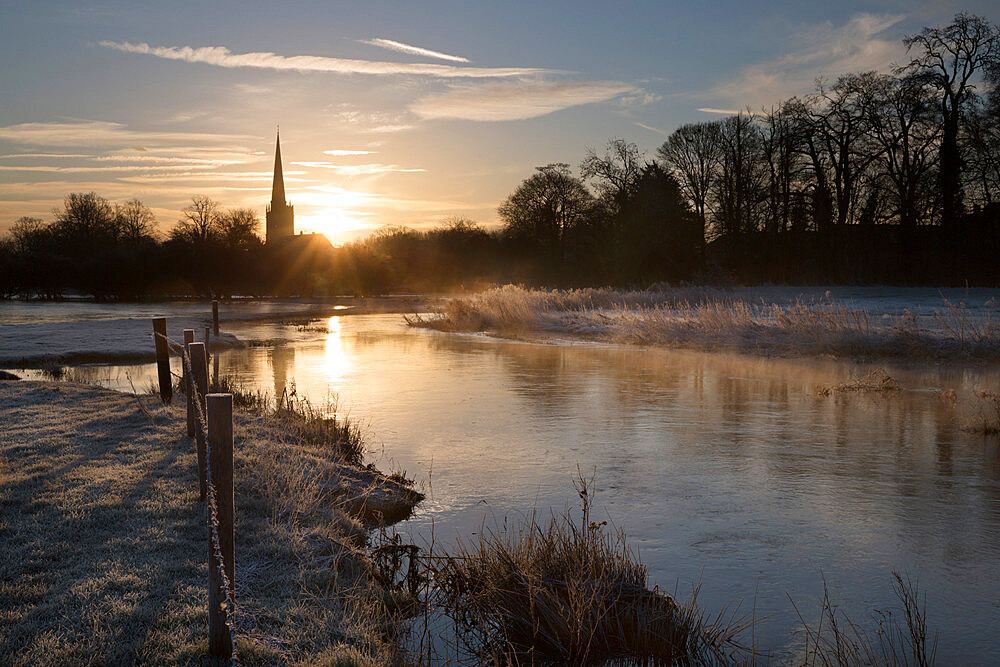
[207,392,235,658]
[183,329,195,437]
[189,342,209,501]
[212,300,220,336]
[152,318,171,404]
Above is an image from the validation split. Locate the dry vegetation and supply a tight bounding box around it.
[417,475,753,664]
[0,380,421,666]
[817,368,903,396]
[409,286,1000,359]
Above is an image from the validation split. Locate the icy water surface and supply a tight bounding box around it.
[5,301,1000,661]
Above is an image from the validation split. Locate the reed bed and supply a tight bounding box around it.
[410,286,1000,359]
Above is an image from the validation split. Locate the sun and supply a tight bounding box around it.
[292,187,376,244]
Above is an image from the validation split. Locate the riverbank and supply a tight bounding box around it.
[410,285,1000,360]
[0,379,421,665]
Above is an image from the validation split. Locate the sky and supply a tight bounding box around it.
[1,0,997,244]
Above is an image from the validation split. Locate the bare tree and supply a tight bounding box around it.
[171,195,221,244]
[867,73,940,229]
[804,73,885,228]
[656,121,721,255]
[904,12,1000,227]
[760,103,808,234]
[580,138,645,212]
[114,198,157,241]
[713,112,767,238]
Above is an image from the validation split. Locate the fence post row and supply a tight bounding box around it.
[188,342,210,502]
[183,329,195,437]
[207,392,235,658]
[152,318,171,404]
[150,317,235,659]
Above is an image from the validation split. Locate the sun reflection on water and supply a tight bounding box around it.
[323,316,351,389]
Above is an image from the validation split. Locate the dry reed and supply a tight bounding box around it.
[410,286,1000,360]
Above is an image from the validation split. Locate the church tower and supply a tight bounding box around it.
[265,130,294,243]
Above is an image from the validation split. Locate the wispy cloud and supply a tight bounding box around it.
[292,161,425,176]
[696,107,742,115]
[634,122,666,135]
[359,38,469,63]
[0,153,91,159]
[0,120,254,149]
[410,80,637,121]
[702,13,907,109]
[99,41,545,78]
[324,149,377,156]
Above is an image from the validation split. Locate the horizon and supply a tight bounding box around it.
[1,1,999,245]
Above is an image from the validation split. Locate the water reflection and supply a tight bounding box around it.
[323,316,350,389]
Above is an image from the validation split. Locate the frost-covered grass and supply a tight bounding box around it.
[0,380,420,665]
[410,285,1000,359]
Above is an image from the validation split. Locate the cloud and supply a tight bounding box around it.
[702,13,907,109]
[359,38,469,63]
[696,108,742,115]
[410,80,637,121]
[292,161,425,176]
[634,122,667,135]
[100,41,546,78]
[324,149,377,156]
[0,120,254,149]
[0,153,91,159]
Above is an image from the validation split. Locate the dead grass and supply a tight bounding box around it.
[204,376,368,467]
[962,390,1000,434]
[0,380,420,666]
[817,368,902,397]
[410,286,1000,360]
[792,572,937,666]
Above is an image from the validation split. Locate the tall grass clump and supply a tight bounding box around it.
[426,475,752,664]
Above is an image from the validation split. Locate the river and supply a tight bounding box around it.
[4,300,1000,662]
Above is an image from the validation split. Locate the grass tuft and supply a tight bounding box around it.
[421,473,753,664]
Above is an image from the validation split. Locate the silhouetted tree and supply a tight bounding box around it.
[498,164,600,267]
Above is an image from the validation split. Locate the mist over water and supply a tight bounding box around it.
[11,308,1000,661]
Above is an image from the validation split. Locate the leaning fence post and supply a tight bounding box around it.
[152,318,171,404]
[183,329,195,437]
[212,300,220,336]
[207,392,235,658]
[189,342,209,501]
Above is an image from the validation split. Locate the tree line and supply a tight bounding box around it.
[2,12,1000,298]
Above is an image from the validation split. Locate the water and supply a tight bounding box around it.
[5,302,1000,661]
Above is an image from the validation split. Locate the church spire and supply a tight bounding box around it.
[271,128,286,205]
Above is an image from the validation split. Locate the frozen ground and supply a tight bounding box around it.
[0,316,240,365]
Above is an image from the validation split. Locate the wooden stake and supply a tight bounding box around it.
[152,318,171,404]
[189,342,209,501]
[212,300,220,336]
[183,329,195,437]
[207,392,235,658]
